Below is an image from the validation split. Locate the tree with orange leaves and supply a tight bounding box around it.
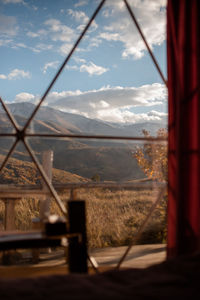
[134,128,167,182]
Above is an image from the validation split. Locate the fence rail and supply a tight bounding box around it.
[0,180,166,199]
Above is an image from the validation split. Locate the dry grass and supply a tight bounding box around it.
[80,188,167,248]
[0,188,167,249]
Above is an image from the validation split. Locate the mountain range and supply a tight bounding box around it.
[2,102,166,137]
[0,102,166,182]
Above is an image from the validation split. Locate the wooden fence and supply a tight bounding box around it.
[0,150,166,231]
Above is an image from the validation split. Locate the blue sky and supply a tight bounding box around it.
[0,0,167,124]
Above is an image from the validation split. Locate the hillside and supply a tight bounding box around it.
[0,154,89,185]
[0,102,166,182]
[0,140,144,182]
[53,146,144,181]
[1,102,166,136]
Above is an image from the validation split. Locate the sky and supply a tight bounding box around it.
[0,0,167,125]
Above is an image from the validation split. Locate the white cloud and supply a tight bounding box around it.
[44,19,76,43]
[86,36,102,49]
[43,83,167,123]
[147,110,167,118]
[99,0,166,60]
[15,92,35,103]
[0,69,31,80]
[46,83,166,108]
[13,83,167,124]
[42,61,60,74]
[2,0,38,11]
[26,29,47,38]
[67,9,89,24]
[10,42,29,51]
[67,9,98,32]
[8,69,31,79]
[2,0,25,4]
[32,5,38,11]
[42,59,107,76]
[0,14,18,36]
[74,1,88,8]
[59,43,73,56]
[14,42,27,48]
[65,65,79,71]
[73,57,86,64]
[0,38,12,46]
[0,74,7,79]
[35,43,53,51]
[80,62,109,76]
[77,22,98,33]
[94,108,167,124]
[8,39,52,53]
[27,31,38,38]
[100,32,120,42]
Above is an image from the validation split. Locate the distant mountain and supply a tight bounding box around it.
[117,122,167,136]
[2,102,166,137]
[0,102,166,182]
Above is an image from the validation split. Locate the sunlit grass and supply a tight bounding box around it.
[0,188,167,248]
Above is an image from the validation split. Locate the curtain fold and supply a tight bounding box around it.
[167,0,200,258]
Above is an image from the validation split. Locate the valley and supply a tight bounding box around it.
[0,102,165,183]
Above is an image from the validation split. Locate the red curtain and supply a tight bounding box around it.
[167,0,200,258]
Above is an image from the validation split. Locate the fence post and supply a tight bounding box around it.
[4,198,20,231]
[70,188,77,201]
[32,150,53,262]
[40,150,53,220]
[2,198,20,264]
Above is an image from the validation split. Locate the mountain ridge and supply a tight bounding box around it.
[2,102,166,136]
[0,102,166,182]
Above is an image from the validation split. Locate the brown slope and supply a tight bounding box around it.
[0,154,89,185]
[54,146,144,182]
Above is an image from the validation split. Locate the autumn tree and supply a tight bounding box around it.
[134,128,168,242]
[134,128,167,182]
